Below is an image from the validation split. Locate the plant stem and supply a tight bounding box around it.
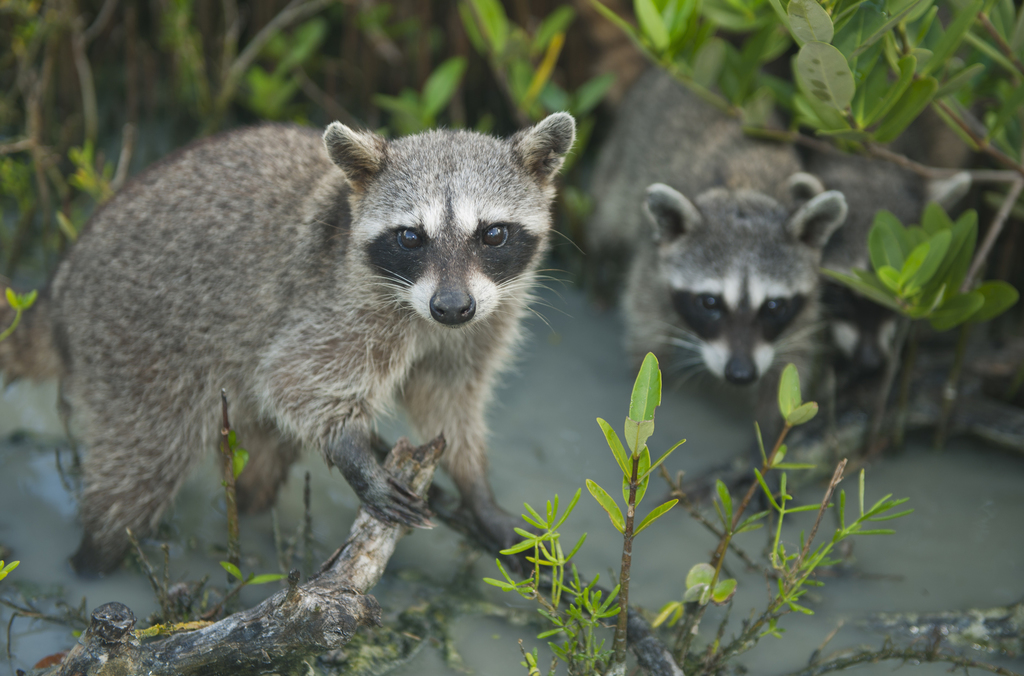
[673,601,708,665]
[962,178,1024,293]
[934,323,971,450]
[1007,356,1024,400]
[220,389,241,580]
[783,644,1023,676]
[709,422,793,573]
[893,322,919,449]
[611,454,641,673]
[865,317,911,455]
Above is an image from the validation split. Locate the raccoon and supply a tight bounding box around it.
[0,114,575,574]
[806,149,971,378]
[585,69,805,296]
[624,183,847,434]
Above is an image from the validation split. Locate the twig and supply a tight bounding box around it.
[807,620,845,665]
[894,323,919,449]
[293,66,360,126]
[213,0,333,118]
[81,0,121,45]
[933,100,1024,178]
[71,16,100,144]
[784,644,1023,676]
[110,123,136,192]
[934,323,972,450]
[796,460,846,570]
[977,14,1024,78]
[219,390,241,578]
[963,178,1024,292]
[659,466,760,571]
[865,316,911,455]
[0,139,33,155]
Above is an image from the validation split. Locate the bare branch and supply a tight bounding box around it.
[82,0,121,45]
[963,178,1024,293]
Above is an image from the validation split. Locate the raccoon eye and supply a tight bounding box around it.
[762,298,789,316]
[397,228,423,250]
[482,224,508,247]
[699,294,722,314]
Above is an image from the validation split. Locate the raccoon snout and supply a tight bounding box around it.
[724,355,758,385]
[429,289,476,326]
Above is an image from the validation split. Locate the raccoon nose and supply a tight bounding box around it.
[724,355,758,385]
[430,290,476,325]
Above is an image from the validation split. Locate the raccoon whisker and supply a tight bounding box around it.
[547,228,585,255]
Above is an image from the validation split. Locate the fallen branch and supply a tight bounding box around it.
[44,436,444,676]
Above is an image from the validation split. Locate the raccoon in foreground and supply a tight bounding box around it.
[588,69,846,433]
[0,114,576,574]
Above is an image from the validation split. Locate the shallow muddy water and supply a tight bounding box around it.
[1,285,1022,676]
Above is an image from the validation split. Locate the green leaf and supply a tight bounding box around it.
[753,469,781,509]
[788,0,834,45]
[572,73,615,116]
[686,562,715,588]
[934,63,984,98]
[467,0,510,54]
[716,480,733,522]
[869,211,908,269]
[863,55,916,125]
[898,240,929,289]
[623,416,655,455]
[634,445,652,504]
[821,268,902,311]
[850,0,923,56]
[422,57,467,118]
[653,601,682,627]
[643,437,686,480]
[634,499,678,535]
[683,583,708,603]
[873,76,938,143]
[591,0,640,43]
[795,41,855,111]
[787,401,818,426]
[906,230,951,291]
[693,38,728,88]
[970,281,1019,323]
[929,291,985,330]
[921,0,985,76]
[777,362,802,419]
[232,447,249,479]
[598,417,632,477]
[587,479,624,532]
[532,6,576,54]
[501,539,537,555]
[483,577,517,592]
[630,352,662,422]
[712,578,737,603]
[220,561,243,581]
[249,573,286,585]
[635,0,670,51]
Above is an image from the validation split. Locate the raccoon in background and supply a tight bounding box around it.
[806,149,971,381]
[585,69,809,297]
[587,69,847,436]
[0,114,575,575]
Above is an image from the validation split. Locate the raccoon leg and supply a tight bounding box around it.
[324,416,433,528]
[71,434,203,576]
[234,422,301,514]
[402,362,521,554]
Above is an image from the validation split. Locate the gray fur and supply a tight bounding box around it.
[586,69,803,270]
[2,115,575,574]
[810,150,970,374]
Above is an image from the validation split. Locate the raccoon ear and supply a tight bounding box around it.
[786,172,825,202]
[512,112,576,182]
[926,171,971,210]
[643,183,702,241]
[323,122,388,191]
[787,190,847,248]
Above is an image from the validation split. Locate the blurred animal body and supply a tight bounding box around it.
[588,70,847,432]
[0,114,575,574]
[808,149,970,378]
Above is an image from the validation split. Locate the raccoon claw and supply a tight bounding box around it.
[362,476,434,529]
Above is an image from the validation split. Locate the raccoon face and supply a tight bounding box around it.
[822,281,897,377]
[322,114,575,327]
[643,182,847,385]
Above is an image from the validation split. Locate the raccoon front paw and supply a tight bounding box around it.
[360,475,435,529]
